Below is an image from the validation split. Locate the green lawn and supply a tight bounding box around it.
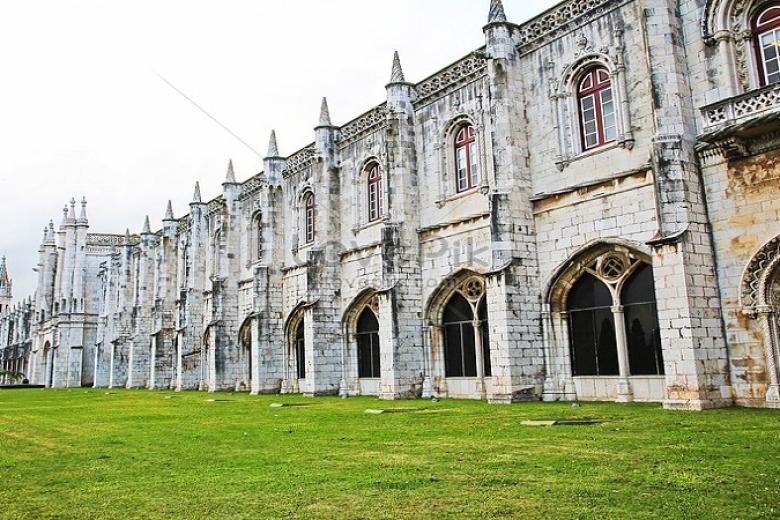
[0,390,778,519]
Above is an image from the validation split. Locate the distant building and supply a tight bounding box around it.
[2,0,780,409]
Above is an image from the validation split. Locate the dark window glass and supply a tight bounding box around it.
[478,299,492,377]
[623,264,664,375]
[356,308,381,378]
[567,274,619,376]
[443,293,477,377]
[295,319,306,380]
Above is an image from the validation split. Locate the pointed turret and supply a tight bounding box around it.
[46,221,56,245]
[388,51,407,85]
[164,200,175,221]
[67,198,76,223]
[142,215,152,235]
[77,197,88,225]
[0,255,12,313]
[267,130,280,158]
[487,0,507,24]
[264,130,285,186]
[224,159,237,184]
[60,205,68,227]
[192,181,202,204]
[318,97,333,127]
[386,51,415,113]
[484,0,515,59]
[124,228,132,245]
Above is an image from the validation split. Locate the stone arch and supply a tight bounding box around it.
[424,268,486,327]
[282,300,316,392]
[703,0,769,92]
[739,233,780,405]
[740,233,780,312]
[545,238,652,313]
[543,239,663,403]
[341,288,380,334]
[424,269,491,399]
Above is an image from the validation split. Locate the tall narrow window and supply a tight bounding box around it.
[295,319,306,380]
[253,215,263,262]
[577,67,616,151]
[367,164,383,222]
[754,4,780,86]
[303,193,315,244]
[356,307,381,378]
[567,273,619,376]
[454,125,479,193]
[442,289,491,378]
[622,264,664,376]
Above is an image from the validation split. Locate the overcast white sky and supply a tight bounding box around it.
[0,0,558,299]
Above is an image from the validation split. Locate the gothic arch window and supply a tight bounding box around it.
[239,320,252,386]
[568,273,618,376]
[577,66,616,151]
[356,306,381,378]
[366,163,384,222]
[754,3,780,86]
[252,213,263,262]
[302,192,315,245]
[294,317,306,380]
[441,277,491,378]
[454,124,479,193]
[563,251,664,379]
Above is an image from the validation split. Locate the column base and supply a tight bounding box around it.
[421,377,432,399]
[663,398,733,411]
[616,379,634,403]
[766,385,780,403]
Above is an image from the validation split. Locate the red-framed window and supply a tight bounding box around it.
[577,67,616,151]
[454,125,479,193]
[367,163,383,222]
[303,192,315,244]
[754,3,780,86]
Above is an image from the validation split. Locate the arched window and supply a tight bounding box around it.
[442,278,491,378]
[295,318,306,380]
[454,124,479,193]
[303,192,315,244]
[240,322,252,386]
[356,307,381,378]
[577,67,616,151]
[253,214,263,262]
[567,273,619,376]
[367,163,383,222]
[754,3,780,86]
[622,264,664,376]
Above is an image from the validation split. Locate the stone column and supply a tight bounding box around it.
[473,317,486,400]
[758,307,780,404]
[612,305,634,403]
[715,31,739,98]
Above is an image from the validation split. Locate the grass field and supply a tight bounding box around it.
[0,389,779,519]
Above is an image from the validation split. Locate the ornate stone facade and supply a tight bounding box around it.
[2,0,780,409]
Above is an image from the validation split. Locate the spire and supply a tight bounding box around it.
[488,0,507,23]
[47,221,55,245]
[225,159,236,183]
[0,256,7,280]
[41,226,48,245]
[267,130,279,157]
[192,181,202,203]
[67,198,76,222]
[60,205,68,227]
[318,97,332,127]
[142,215,151,235]
[389,51,406,83]
[124,228,131,245]
[164,200,174,220]
[77,196,88,224]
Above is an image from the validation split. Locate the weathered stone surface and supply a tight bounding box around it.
[2,0,780,411]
